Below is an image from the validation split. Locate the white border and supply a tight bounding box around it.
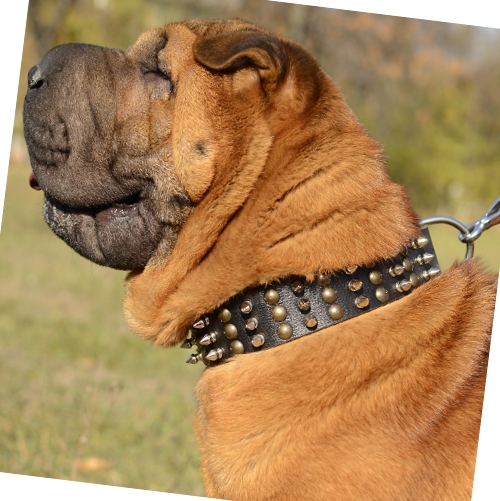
[2,1,498,500]
[271,0,500,29]
[0,0,28,233]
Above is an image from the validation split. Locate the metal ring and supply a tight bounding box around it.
[420,216,474,261]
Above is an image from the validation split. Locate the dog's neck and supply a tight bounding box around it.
[124,75,421,347]
[181,227,441,365]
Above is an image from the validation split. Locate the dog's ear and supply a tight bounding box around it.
[193,30,287,87]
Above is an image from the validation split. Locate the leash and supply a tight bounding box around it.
[420,195,500,261]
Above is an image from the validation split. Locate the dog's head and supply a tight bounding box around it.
[24,19,419,345]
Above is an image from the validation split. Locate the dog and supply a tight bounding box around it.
[23,19,497,500]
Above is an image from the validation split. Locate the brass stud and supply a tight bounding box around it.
[354,296,370,309]
[328,304,344,320]
[277,323,293,340]
[416,253,435,266]
[348,279,363,292]
[389,264,405,277]
[375,287,389,303]
[230,340,245,354]
[186,353,203,364]
[369,270,383,285]
[365,262,376,269]
[199,332,217,346]
[322,287,338,303]
[205,348,223,362]
[223,323,238,339]
[396,280,412,293]
[305,314,318,329]
[271,305,287,322]
[251,334,265,348]
[422,267,440,281]
[245,317,259,331]
[402,258,413,272]
[291,280,305,294]
[297,298,311,312]
[345,266,358,275]
[317,274,330,286]
[240,300,253,314]
[218,309,231,323]
[409,273,420,288]
[264,289,280,305]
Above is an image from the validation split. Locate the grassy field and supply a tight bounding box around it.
[1,149,499,496]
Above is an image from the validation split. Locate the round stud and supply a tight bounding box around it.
[348,279,363,292]
[277,323,293,340]
[365,262,376,269]
[305,314,318,329]
[218,308,231,323]
[328,304,344,320]
[402,258,413,272]
[264,289,280,305]
[230,340,245,354]
[245,317,259,331]
[240,300,253,314]
[322,287,338,303]
[369,270,383,285]
[297,298,311,312]
[251,334,265,348]
[345,266,358,275]
[291,280,305,294]
[409,273,420,288]
[375,287,389,303]
[317,274,330,286]
[223,323,238,340]
[354,296,370,309]
[271,305,287,322]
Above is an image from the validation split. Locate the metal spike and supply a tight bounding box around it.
[193,316,210,329]
[422,267,441,281]
[199,332,217,346]
[416,253,435,266]
[186,353,203,364]
[180,338,194,349]
[345,266,358,275]
[251,334,265,348]
[411,236,429,249]
[348,279,363,292]
[389,264,405,277]
[240,300,253,314]
[396,279,412,293]
[205,348,223,362]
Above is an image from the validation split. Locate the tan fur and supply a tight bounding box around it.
[118,20,496,500]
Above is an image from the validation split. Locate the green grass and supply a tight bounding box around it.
[0,157,205,495]
[1,149,499,496]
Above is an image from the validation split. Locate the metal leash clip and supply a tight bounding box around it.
[420,195,500,261]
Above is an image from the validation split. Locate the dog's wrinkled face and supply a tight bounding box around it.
[23,28,197,270]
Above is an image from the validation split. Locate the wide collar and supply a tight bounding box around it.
[182,227,440,366]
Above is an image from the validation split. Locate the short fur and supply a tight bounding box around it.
[23,19,497,500]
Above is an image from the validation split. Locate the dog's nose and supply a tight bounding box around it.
[27,64,44,90]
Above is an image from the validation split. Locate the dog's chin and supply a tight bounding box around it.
[43,193,166,271]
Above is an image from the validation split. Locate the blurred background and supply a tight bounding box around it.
[2,0,499,497]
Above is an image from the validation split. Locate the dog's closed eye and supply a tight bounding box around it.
[143,70,173,96]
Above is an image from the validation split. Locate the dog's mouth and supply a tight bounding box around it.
[34,171,166,271]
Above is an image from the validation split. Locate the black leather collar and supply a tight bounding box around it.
[182,228,440,366]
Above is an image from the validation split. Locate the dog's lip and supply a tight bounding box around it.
[45,191,143,221]
[29,171,42,191]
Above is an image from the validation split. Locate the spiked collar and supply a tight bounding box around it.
[181,228,440,367]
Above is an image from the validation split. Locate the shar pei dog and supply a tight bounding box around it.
[23,18,497,501]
